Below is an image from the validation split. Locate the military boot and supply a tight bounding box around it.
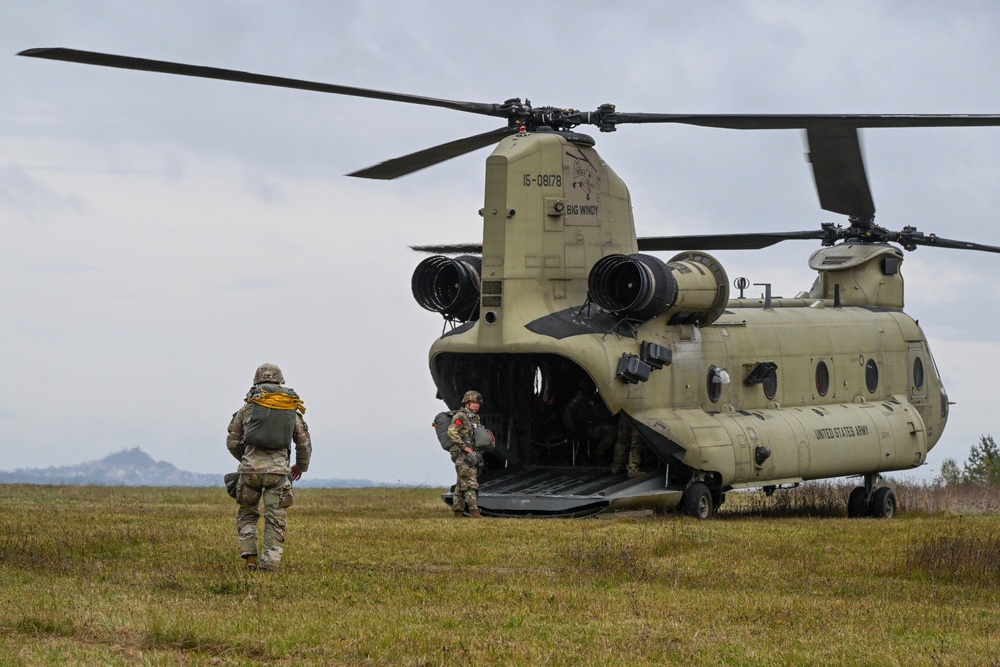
[453,509,464,518]
[243,554,258,570]
[470,509,484,519]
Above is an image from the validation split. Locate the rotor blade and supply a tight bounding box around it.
[410,243,483,254]
[806,127,875,221]
[612,113,1000,130]
[637,230,831,252]
[349,127,517,179]
[18,48,505,118]
[899,233,1000,254]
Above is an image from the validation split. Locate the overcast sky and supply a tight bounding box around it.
[3,1,1000,485]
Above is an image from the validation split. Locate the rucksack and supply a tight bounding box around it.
[432,410,458,451]
[243,383,303,450]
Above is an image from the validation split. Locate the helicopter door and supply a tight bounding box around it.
[907,344,928,400]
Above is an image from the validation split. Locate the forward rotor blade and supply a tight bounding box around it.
[898,233,1000,254]
[350,127,517,179]
[612,113,1000,130]
[807,127,875,221]
[637,230,830,252]
[18,48,505,118]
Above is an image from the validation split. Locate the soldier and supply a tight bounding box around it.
[562,388,617,463]
[226,363,312,571]
[447,389,486,518]
[612,418,643,478]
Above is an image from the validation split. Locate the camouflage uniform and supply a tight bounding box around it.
[226,363,312,570]
[563,390,617,459]
[612,418,643,477]
[448,392,484,515]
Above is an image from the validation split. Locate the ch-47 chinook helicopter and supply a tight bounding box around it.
[20,47,1000,519]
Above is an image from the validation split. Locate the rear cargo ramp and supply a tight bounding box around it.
[444,467,683,517]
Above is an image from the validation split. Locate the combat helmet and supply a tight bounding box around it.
[253,363,285,385]
[462,390,483,405]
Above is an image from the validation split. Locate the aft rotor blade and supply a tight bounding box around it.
[350,127,517,179]
[410,243,483,254]
[18,48,505,118]
[807,127,875,221]
[637,230,830,252]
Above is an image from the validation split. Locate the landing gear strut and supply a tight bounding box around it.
[847,473,897,518]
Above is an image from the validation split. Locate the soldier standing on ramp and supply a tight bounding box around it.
[226,363,312,570]
[448,390,486,518]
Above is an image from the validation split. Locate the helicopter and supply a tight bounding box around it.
[19,47,1000,519]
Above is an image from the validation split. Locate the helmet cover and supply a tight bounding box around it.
[253,363,285,385]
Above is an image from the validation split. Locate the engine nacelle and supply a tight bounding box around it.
[411,254,482,322]
[588,251,729,326]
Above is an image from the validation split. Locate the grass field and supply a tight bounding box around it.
[1,483,998,666]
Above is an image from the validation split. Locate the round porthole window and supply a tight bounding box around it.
[816,361,830,397]
[913,357,925,391]
[762,370,777,400]
[707,366,727,403]
[865,358,879,394]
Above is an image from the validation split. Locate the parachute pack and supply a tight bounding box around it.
[243,383,305,450]
[432,410,458,451]
[431,410,495,452]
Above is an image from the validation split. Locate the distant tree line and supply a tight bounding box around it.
[939,435,1000,486]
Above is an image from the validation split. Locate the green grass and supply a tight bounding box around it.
[1,484,998,666]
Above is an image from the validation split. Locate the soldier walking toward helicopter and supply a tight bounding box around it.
[447,390,486,518]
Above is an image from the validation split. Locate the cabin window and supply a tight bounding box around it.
[816,361,830,396]
[762,369,777,400]
[707,366,724,402]
[912,357,925,391]
[865,358,879,394]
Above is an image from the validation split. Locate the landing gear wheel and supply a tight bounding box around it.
[683,482,714,520]
[847,486,868,518]
[870,487,897,518]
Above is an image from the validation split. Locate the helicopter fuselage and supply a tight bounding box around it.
[416,130,944,516]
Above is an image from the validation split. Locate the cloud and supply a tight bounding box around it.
[0,162,82,219]
[3,1,1000,489]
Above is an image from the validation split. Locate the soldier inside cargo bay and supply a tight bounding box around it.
[562,387,617,465]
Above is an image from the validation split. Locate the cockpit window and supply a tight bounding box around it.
[912,357,925,391]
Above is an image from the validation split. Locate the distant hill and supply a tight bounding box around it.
[0,447,373,488]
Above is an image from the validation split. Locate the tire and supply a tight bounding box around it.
[683,482,714,520]
[870,487,897,519]
[847,486,868,518]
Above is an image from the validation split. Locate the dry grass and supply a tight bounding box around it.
[722,478,1000,518]
[0,483,998,666]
